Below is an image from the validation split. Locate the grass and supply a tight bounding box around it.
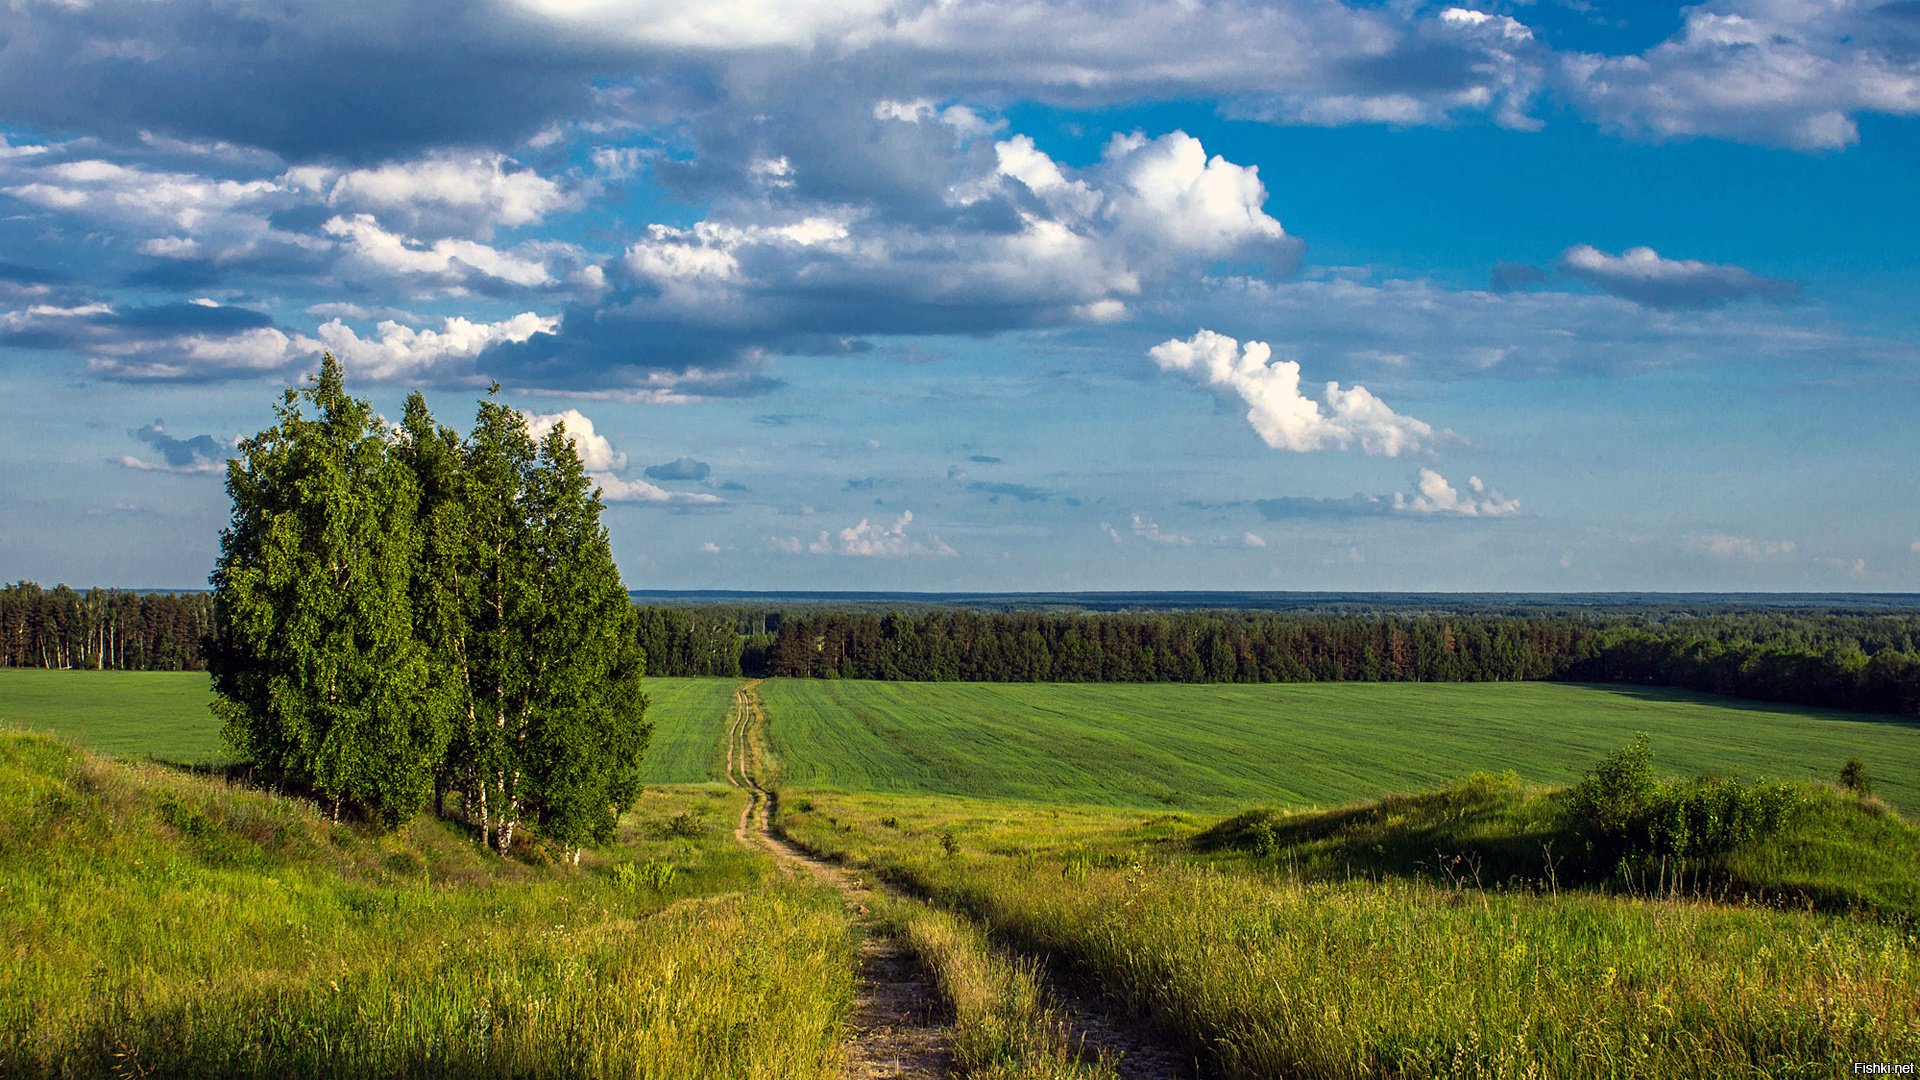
[0,669,224,763]
[0,670,742,784]
[1,731,856,1078]
[759,678,1920,813]
[778,783,1920,1078]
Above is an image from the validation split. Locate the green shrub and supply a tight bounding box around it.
[664,810,707,837]
[1841,756,1873,796]
[1567,735,1660,842]
[1570,737,1802,859]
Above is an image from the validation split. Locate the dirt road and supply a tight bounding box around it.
[726,681,955,1079]
[723,680,1202,1080]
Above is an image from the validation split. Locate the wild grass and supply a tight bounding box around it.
[869,895,1121,1080]
[0,671,741,784]
[759,678,1920,812]
[1,731,855,1078]
[778,783,1920,1078]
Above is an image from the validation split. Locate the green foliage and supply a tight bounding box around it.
[206,358,649,846]
[1565,735,1660,841]
[1841,755,1873,795]
[1569,737,1803,859]
[208,353,442,827]
[664,810,707,838]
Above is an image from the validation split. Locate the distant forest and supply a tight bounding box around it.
[8,582,1919,717]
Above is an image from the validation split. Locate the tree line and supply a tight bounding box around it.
[207,356,649,856]
[0,582,211,670]
[630,607,1920,717]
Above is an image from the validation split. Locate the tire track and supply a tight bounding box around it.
[727,681,955,1080]
[725,681,1200,1080]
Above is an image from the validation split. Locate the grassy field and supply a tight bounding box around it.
[760,678,1920,812]
[2,730,855,1078]
[0,670,741,784]
[779,773,1920,1078]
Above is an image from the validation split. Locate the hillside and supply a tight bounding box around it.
[0,731,852,1079]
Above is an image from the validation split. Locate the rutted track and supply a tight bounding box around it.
[727,681,955,1079]
[724,680,1201,1080]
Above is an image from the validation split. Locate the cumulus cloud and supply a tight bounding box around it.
[0,300,318,380]
[1391,469,1520,517]
[520,407,724,504]
[488,125,1295,389]
[778,510,955,557]
[1560,0,1920,150]
[1149,329,1438,456]
[1559,245,1797,309]
[325,214,556,289]
[119,420,229,474]
[294,153,576,236]
[317,311,559,382]
[1686,533,1797,560]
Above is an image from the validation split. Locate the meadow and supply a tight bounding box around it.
[12,669,1920,1077]
[760,677,1920,813]
[1,729,855,1078]
[0,670,742,785]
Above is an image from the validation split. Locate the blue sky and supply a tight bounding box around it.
[2,0,1916,591]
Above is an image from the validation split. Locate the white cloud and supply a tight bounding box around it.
[782,509,955,557]
[1559,244,1796,309]
[88,326,317,380]
[309,153,575,234]
[1100,131,1290,261]
[1130,514,1193,545]
[324,213,554,288]
[521,407,725,504]
[1100,521,1124,545]
[593,473,724,504]
[1561,1,1920,150]
[317,311,559,381]
[116,454,222,475]
[1392,469,1520,517]
[1242,531,1267,548]
[521,407,627,471]
[1686,533,1797,560]
[1149,329,1437,456]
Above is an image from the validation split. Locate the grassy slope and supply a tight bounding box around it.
[760,678,1920,812]
[0,671,740,785]
[1,731,853,1078]
[780,785,1920,1078]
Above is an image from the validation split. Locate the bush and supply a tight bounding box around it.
[1569,737,1801,859]
[664,810,707,838]
[1566,735,1659,841]
[1840,757,1873,796]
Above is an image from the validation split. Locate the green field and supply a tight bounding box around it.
[0,671,741,784]
[760,678,1920,813]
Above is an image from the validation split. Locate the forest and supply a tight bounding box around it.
[7,587,1919,717]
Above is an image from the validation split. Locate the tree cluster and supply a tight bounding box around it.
[0,583,211,670]
[208,356,650,855]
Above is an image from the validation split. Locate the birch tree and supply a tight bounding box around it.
[208,354,444,826]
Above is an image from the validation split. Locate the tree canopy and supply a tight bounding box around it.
[209,356,650,853]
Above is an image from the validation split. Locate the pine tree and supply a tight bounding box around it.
[208,354,443,826]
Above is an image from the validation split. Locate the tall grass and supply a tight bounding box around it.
[872,896,1120,1080]
[1,732,855,1078]
[782,787,1920,1078]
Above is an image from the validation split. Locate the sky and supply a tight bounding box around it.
[1,0,1917,593]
